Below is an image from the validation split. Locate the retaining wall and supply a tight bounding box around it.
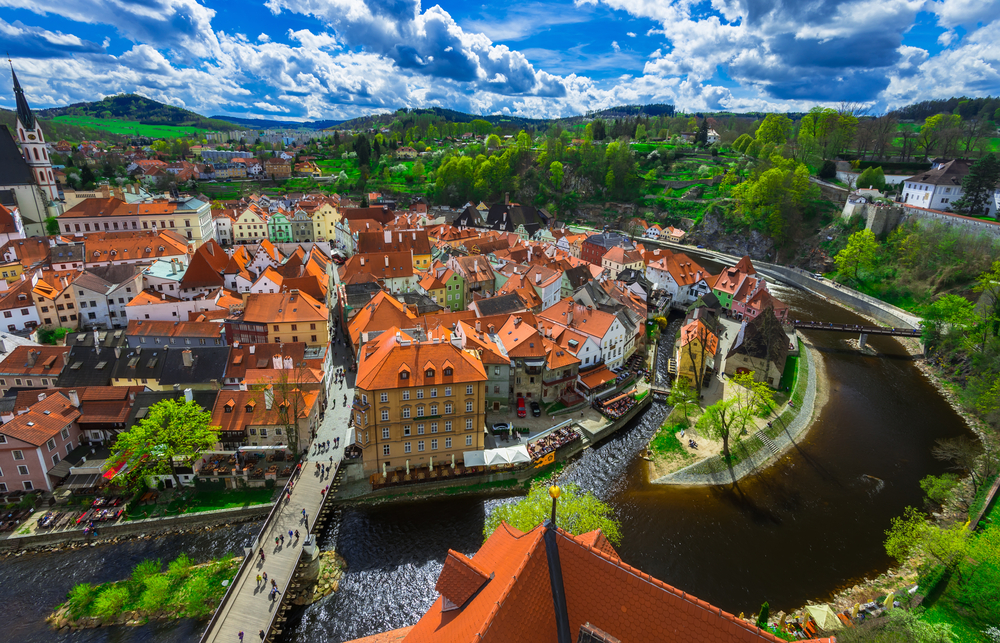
[0,502,273,551]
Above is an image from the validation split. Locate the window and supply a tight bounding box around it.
[310,323,316,330]
[466,401,473,412]
[17,465,29,475]
[380,392,388,403]
[311,335,317,342]
[383,444,390,456]
[291,336,298,343]
[466,435,473,446]
[445,387,452,396]
[416,390,424,399]
[273,325,280,331]
[22,481,32,491]
[400,371,409,380]
[418,440,425,452]
[382,427,390,440]
[12,450,23,461]
[259,429,268,437]
[402,390,410,400]
[431,439,438,450]
[445,437,452,449]
[46,438,56,451]
[445,421,452,431]
[494,366,501,375]
[52,454,60,466]
[402,407,411,419]
[0,483,5,492]
[403,425,411,436]
[494,386,500,394]
[417,424,425,435]
[430,422,438,433]
[404,442,411,453]
[416,406,425,417]
[466,385,474,395]
[445,403,452,414]
[381,410,389,421]
[466,418,473,430]
[291,324,297,331]
[430,388,437,398]
[444,368,453,376]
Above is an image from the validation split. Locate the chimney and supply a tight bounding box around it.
[264,384,274,410]
[385,255,389,267]
[161,293,166,300]
[37,392,46,402]
[249,345,256,354]
[63,351,70,366]
[398,233,402,244]
[384,229,391,243]
[360,257,365,266]
[475,320,481,332]
[505,192,509,205]
[114,346,121,359]
[514,316,521,328]
[535,272,541,284]
[26,350,38,367]
[68,390,80,407]
[173,383,180,391]
[272,354,283,369]
[207,243,214,256]
[184,388,193,403]
[283,356,293,370]
[182,349,193,367]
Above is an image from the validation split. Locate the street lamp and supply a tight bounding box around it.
[549,485,561,525]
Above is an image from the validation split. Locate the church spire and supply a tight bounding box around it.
[10,61,35,130]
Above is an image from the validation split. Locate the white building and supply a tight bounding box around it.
[74,265,144,329]
[902,159,996,217]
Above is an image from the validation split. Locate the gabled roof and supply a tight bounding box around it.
[679,318,719,355]
[538,298,619,340]
[225,342,308,381]
[340,252,414,282]
[356,328,487,391]
[180,240,228,290]
[348,291,418,346]
[357,230,432,256]
[243,291,327,324]
[0,392,80,447]
[211,388,320,434]
[0,345,70,375]
[905,159,972,187]
[726,308,789,363]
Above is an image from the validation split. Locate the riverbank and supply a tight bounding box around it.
[651,335,826,485]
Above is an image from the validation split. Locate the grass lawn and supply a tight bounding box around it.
[921,600,990,643]
[778,355,799,393]
[127,487,274,520]
[51,115,211,139]
[649,422,689,457]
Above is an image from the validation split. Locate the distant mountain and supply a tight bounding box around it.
[209,115,344,130]
[36,94,238,130]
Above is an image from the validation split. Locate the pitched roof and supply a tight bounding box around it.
[357,230,432,256]
[179,240,228,290]
[356,329,487,391]
[680,318,719,355]
[225,343,309,381]
[399,522,814,643]
[727,308,790,363]
[905,159,972,187]
[0,392,80,447]
[348,291,418,346]
[211,388,319,434]
[538,299,619,340]
[0,345,70,375]
[243,291,327,324]
[340,252,415,283]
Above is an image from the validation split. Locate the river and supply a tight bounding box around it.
[0,285,973,642]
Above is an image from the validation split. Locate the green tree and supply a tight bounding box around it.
[484,483,622,544]
[837,608,955,643]
[733,133,753,154]
[44,216,60,235]
[953,153,1000,216]
[549,161,564,191]
[636,123,648,141]
[921,294,978,347]
[919,473,960,507]
[695,118,709,146]
[93,586,129,620]
[732,371,776,422]
[972,260,1000,351]
[696,397,743,477]
[517,130,531,150]
[856,166,886,191]
[65,583,98,618]
[884,506,926,563]
[818,160,837,179]
[485,134,501,151]
[835,229,880,280]
[353,134,371,168]
[754,113,793,147]
[105,398,218,493]
[667,377,698,426]
[756,602,770,629]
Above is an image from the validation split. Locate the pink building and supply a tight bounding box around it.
[0,392,82,493]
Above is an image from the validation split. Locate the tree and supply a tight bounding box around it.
[667,377,698,426]
[920,473,960,507]
[44,216,60,235]
[104,398,219,492]
[592,119,606,141]
[732,372,776,424]
[837,608,955,643]
[835,229,879,280]
[353,134,371,168]
[921,294,978,347]
[884,505,926,563]
[932,435,999,498]
[818,160,837,179]
[695,119,709,146]
[953,153,1000,216]
[549,161,564,191]
[485,134,501,151]
[754,113,793,147]
[856,166,886,191]
[484,483,622,544]
[696,397,743,480]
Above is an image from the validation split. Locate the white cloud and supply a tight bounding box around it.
[253,101,290,112]
[930,0,1000,29]
[612,40,620,52]
[626,31,636,37]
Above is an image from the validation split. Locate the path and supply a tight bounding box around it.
[202,317,357,643]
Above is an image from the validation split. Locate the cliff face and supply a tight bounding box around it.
[688,210,776,261]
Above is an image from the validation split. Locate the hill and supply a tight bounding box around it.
[207,115,344,130]
[36,94,237,130]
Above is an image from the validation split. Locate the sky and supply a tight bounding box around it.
[0,0,999,122]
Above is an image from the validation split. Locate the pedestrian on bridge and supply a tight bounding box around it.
[263,571,267,584]
[301,508,307,519]
[289,529,294,540]
[259,548,265,563]
[295,529,300,540]
[239,631,244,642]
[259,630,265,641]
[256,574,262,586]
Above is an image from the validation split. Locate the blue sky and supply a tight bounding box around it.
[0,0,998,121]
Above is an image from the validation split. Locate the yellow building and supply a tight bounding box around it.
[242,290,329,347]
[0,261,24,284]
[234,205,268,244]
[601,246,644,279]
[675,318,718,389]
[33,271,80,328]
[353,328,487,476]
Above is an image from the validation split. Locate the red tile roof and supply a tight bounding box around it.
[435,550,491,608]
[356,328,487,391]
[180,239,228,290]
[0,392,80,446]
[243,291,327,324]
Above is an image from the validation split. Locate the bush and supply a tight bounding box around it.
[167,553,193,580]
[179,574,213,617]
[920,474,960,506]
[139,575,173,613]
[128,558,161,593]
[65,583,98,617]
[92,586,129,620]
[819,160,837,179]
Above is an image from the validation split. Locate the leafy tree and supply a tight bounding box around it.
[105,398,218,493]
[733,133,753,154]
[65,583,98,618]
[140,574,173,613]
[754,113,793,147]
[484,483,622,544]
[835,229,879,280]
[732,371,776,423]
[856,166,886,191]
[921,294,977,347]
[517,130,531,150]
[696,397,743,477]
[919,473,960,507]
[635,124,648,141]
[485,134,501,151]
[549,161,564,191]
[667,377,699,426]
[44,216,60,235]
[953,153,1000,216]
[818,160,837,179]
[932,435,999,498]
[884,506,927,563]
[93,586,129,620]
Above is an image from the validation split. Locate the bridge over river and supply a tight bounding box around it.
[792,320,922,349]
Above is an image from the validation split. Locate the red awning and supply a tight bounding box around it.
[579,366,616,390]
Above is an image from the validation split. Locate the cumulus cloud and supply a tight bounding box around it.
[626,31,636,37]
[0,18,106,58]
[263,0,566,97]
[612,40,620,52]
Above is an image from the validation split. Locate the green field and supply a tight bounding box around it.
[51,115,212,139]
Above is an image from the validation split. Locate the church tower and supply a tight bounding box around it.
[10,64,59,202]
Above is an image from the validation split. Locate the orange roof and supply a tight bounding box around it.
[680,319,719,355]
[356,328,487,391]
[126,320,223,338]
[579,366,616,389]
[126,289,183,306]
[357,230,432,256]
[649,253,712,287]
[1,236,51,268]
[340,252,414,282]
[211,388,319,434]
[84,231,188,263]
[348,291,417,346]
[243,291,327,324]
[543,337,580,370]
[435,550,491,607]
[453,256,494,283]
[399,521,818,643]
[180,240,228,290]
[538,298,618,340]
[0,345,71,375]
[0,392,80,446]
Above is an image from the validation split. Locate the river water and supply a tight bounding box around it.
[0,285,973,642]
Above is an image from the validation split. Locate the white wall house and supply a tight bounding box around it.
[901,159,996,218]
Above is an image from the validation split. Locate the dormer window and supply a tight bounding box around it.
[426,369,434,378]
[400,371,409,380]
[444,367,453,376]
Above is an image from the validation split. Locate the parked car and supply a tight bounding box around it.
[492,422,511,434]
[517,398,526,418]
[530,401,541,417]
[813,273,824,279]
